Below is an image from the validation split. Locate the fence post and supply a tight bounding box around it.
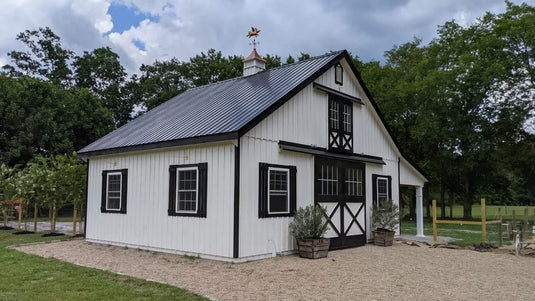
[17,200,22,230]
[432,199,437,244]
[481,198,486,243]
[498,208,503,247]
[512,210,516,233]
[524,207,529,239]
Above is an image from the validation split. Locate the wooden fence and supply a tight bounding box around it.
[432,198,503,245]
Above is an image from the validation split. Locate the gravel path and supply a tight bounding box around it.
[14,240,535,301]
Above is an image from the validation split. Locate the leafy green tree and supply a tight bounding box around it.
[0,164,17,227]
[73,47,133,126]
[285,55,295,64]
[264,54,282,69]
[0,75,113,166]
[187,49,243,86]
[2,27,74,87]
[135,58,191,110]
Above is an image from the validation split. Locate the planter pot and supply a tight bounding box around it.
[297,238,330,259]
[373,229,395,246]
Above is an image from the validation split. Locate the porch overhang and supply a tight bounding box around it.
[278,141,385,165]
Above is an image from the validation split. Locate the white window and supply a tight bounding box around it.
[176,167,198,213]
[268,167,290,214]
[376,177,389,207]
[106,172,122,211]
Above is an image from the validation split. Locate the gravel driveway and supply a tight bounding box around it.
[14,240,535,301]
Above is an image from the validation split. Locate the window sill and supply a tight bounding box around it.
[259,212,294,218]
[100,209,126,214]
[168,211,206,218]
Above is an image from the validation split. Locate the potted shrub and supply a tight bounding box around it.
[289,205,330,259]
[371,200,401,246]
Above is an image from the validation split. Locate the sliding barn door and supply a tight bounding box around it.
[314,157,366,249]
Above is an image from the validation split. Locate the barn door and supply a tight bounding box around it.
[314,157,366,249]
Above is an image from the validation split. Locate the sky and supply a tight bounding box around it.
[0,0,526,74]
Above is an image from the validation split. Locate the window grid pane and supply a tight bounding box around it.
[345,167,363,196]
[342,103,352,132]
[107,174,121,210]
[318,164,338,196]
[377,178,388,205]
[329,101,339,130]
[177,169,198,212]
[269,169,289,213]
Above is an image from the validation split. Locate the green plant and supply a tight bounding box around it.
[289,205,329,241]
[372,200,401,231]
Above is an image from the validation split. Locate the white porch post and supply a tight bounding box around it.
[416,186,425,237]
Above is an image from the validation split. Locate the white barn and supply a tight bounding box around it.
[78,49,428,262]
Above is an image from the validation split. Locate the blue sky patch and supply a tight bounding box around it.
[108,3,159,33]
[132,39,146,51]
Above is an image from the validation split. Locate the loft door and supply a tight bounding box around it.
[314,157,366,249]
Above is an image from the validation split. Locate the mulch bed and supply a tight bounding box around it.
[0,226,14,230]
[41,232,65,237]
[72,234,85,238]
[13,231,34,235]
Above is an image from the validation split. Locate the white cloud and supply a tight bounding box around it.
[0,0,527,74]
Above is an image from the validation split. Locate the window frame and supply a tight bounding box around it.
[176,166,199,214]
[101,169,128,214]
[168,163,208,218]
[328,95,353,153]
[267,166,291,215]
[372,174,392,207]
[105,171,122,211]
[335,62,343,85]
[259,163,296,218]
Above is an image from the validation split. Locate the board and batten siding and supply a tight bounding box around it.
[86,142,235,259]
[239,58,408,257]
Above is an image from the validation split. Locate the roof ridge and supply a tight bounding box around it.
[185,50,344,92]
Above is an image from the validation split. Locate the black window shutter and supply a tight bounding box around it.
[289,166,297,216]
[372,174,377,206]
[197,163,208,218]
[168,166,177,215]
[258,163,268,218]
[120,169,128,214]
[101,171,108,212]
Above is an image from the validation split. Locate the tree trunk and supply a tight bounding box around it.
[463,182,473,219]
[51,202,56,233]
[409,188,416,220]
[79,204,83,235]
[440,182,446,219]
[72,206,77,236]
[3,209,7,227]
[449,190,454,218]
[33,204,38,233]
[424,188,430,218]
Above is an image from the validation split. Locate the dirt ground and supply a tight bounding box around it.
[14,240,535,301]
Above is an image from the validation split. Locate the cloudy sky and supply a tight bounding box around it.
[0,0,525,74]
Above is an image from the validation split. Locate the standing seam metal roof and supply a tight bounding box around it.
[78,51,344,155]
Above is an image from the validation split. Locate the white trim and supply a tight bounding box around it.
[267,167,290,214]
[105,171,122,211]
[176,166,199,214]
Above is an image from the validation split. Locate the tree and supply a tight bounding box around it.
[2,27,74,87]
[187,49,243,86]
[0,164,17,228]
[73,47,133,126]
[0,75,113,166]
[264,54,282,69]
[136,58,191,110]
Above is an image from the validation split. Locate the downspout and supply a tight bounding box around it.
[233,140,240,258]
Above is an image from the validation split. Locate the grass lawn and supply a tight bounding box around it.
[0,230,207,301]
[401,220,512,247]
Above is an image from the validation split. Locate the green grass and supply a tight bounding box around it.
[401,220,513,247]
[0,230,207,301]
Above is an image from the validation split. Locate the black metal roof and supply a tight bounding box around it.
[78,50,345,156]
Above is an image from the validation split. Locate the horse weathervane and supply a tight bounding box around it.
[246,26,261,49]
